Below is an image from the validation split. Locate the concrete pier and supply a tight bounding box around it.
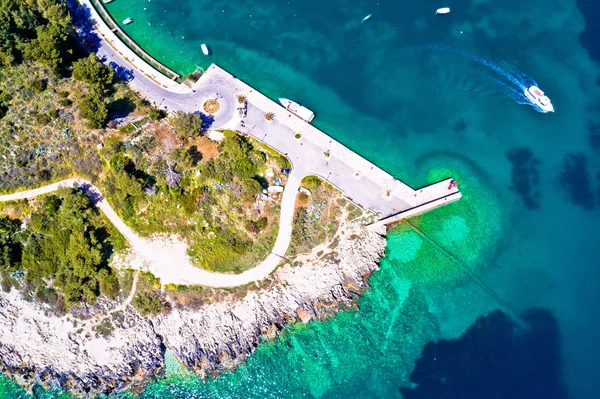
[192,65,462,219]
[78,0,461,222]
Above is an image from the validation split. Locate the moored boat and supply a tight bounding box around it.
[123,18,133,25]
[524,86,554,113]
[201,44,209,55]
[436,7,450,14]
[279,98,315,122]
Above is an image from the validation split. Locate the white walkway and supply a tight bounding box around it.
[0,177,300,288]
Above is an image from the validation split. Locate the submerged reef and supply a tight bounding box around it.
[401,308,567,399]
[558,152,595,210]
[388,153,503,287]
[506,147,542,210]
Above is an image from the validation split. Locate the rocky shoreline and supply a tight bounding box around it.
[0,222,386,396]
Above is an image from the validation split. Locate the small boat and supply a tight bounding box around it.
[201,44,209,55]
[123,18,133,25]
[279,98,315,123]
[102,0,113,4]
[436,7,450,15]
[524,86,554,113]
[361,14,372,23]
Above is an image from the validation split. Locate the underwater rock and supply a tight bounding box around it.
[400,308,568,399]
[558,152,595,210]
[506,147,542,210]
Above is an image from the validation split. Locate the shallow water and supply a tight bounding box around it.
[3,0,600,397]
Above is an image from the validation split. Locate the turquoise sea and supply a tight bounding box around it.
[3,0,600,397]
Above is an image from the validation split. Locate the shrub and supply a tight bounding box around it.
[148,107,166,121]
[302,175,322,192]
[78,92,108,129]
[170,111,203,140]
[256,216,268,231]
[34,113,51,126]
[133,291,171,316]
[294,133,301,139]
[30,79,47,93]
[58,98,72,107]
[118,123,135,134]
[73,54,114,91]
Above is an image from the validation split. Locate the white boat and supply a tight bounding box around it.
[123,18,133,25]
[524,86,554,113]
[361,14,372,23]
[436,7,450,15]
[279,98,315,122]
[201,44,209,55]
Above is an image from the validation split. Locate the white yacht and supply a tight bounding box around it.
[436,7,450,14]
[123,18,133,25]
[524,86,554,113]
[201,44,209,55]
[279,98,315,122]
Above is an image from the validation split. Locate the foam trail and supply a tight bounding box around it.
[416,45,543,112]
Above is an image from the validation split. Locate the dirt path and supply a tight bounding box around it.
[0,178,300,288]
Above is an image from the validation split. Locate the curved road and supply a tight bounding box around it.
[0,176,301,288]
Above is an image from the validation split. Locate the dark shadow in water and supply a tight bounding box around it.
[400,308,567,399]
[506,147,541,210]
[588,122,600,155]
[575,0,600,68]
[558,152,595,210]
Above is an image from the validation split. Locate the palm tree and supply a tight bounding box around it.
[237,95,247,104]
[264,112,275,122]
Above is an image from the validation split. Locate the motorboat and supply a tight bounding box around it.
[123,18,133,25]
[436,7,450,14]
[524,86,554,113]
[201,44,209,55]
[361,14,372,23]
[279,98,315,122]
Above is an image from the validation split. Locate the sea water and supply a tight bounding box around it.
[3,0,600,397]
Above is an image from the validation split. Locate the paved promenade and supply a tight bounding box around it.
[77,0,460,220]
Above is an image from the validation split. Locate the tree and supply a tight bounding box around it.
[78,92,108,128]
[219,133,257,179]
[0,216,22,270]
[170,111,203,140]
[18,189,118,306]
[23,24,70,69]
[73,54,114,91]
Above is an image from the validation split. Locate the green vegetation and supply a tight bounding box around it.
[170,111,203,140]
[78,92,108,129]
[132,272,171,316]
[289,176,346,256]
[0,189,125,308]
[302,175,322,192]
[72,54,114,92]
[99,127,288,273]
[0,0,75,69]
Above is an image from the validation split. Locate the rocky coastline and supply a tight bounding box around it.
[0,222,386,396]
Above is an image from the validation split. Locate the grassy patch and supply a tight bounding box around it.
[289,176,344,256]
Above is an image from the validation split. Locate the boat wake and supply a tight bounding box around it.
[417,45,544,112]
